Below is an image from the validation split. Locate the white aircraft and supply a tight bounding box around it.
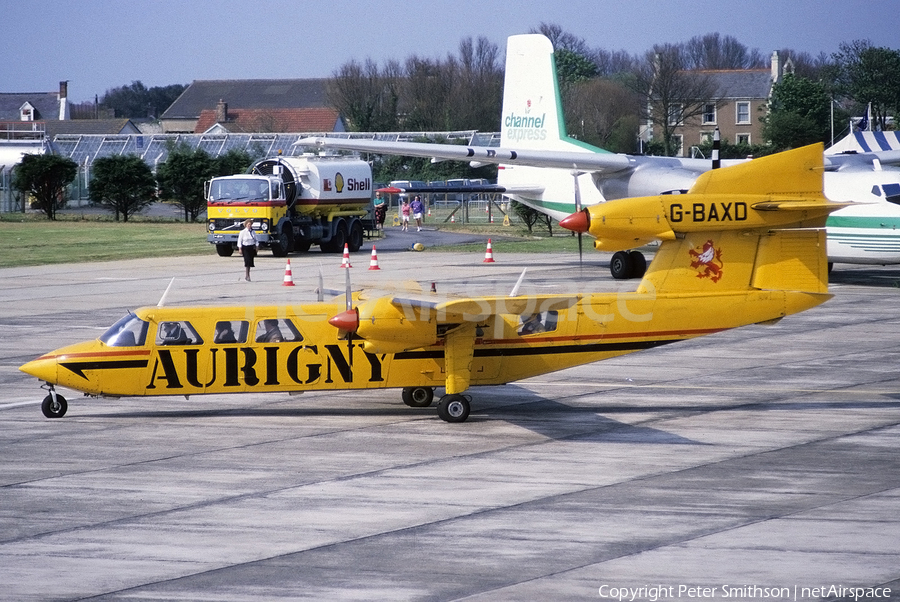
[298,34,900,277]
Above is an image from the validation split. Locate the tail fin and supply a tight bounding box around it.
[628,144,842,298]
[501,34,607,155]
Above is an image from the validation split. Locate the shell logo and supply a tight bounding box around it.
[335,172,344,193]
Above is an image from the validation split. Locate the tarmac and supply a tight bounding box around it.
[1,244,899,601]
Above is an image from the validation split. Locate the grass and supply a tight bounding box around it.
[1,215,210,268]
[0,212,576,268]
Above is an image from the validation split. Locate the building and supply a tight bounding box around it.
[644,52,790,156]
[0,81,70,123]
[160,79,344,134]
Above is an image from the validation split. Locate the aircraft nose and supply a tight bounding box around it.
[559,209,590,233]
[19,356,58,383]
[328,308,359,332]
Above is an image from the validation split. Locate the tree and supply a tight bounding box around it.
[833,40,900,130]
[156,144,215,222]
[565,79,641,152]
[101,80,187,118]
[89,155,156,222]
[511,200,552,234]
[12,154,77,220]
[327,59,401,132]
[683,33,765,69]
[761,73,836,150]
[445,36,503,132]
[631,44,722,156]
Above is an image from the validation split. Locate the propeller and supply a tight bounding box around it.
[572,167,584,269]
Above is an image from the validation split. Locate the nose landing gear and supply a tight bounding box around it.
[41,385,67,418]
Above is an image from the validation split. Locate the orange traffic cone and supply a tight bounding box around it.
[282,259,296,286]
[451,214,456,223]
[483,238,496,263]
[340,243,352,268]
[368,245,381,270]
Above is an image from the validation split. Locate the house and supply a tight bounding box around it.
[44,118,142,138]
[0,81,70,123]
[160,79,344,134]
[645,52,790,156]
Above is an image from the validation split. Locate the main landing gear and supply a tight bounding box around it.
[41,385,67,418]
[400,387,472,423]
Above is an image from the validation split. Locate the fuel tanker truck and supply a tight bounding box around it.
[206,156,373,256]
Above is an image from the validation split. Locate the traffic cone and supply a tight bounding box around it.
[340,243,352,268]
[282,259,296,286]
[451,214,456,223]
[427,207,432,217]
[368,245,381,270]
[483,238,496,263]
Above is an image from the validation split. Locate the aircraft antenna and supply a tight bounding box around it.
[316,263,325,302]
[509,268,528,297]
[157,277,175,308]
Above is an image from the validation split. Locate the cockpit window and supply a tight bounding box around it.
[214,320,248,344]
[255,319,303,343]
[100,313,149,347]
[518,311,559,336]
[883,183,900,206]
[156,321,203,346]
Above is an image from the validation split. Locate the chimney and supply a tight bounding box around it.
[770,51,780,83]
[216,99,227,123]
[58,80,70,120]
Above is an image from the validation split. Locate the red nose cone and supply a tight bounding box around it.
[560,209,590,233]
[328,308,359,332]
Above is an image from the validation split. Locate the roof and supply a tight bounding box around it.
[0,92,61,121]
[162,79,330,119]
[194,107,342,134]
[44,119,141,137]
[699,69,773,99]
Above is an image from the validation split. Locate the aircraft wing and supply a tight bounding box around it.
[389,294,580,322]
[295,136,633,174]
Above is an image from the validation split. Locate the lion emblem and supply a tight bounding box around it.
[688,239,724,282]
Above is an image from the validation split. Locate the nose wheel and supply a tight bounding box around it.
[41,389,68,418]
[437,394,471,423]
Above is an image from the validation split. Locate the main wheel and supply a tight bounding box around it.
[610,250,633,280]
[402,387,434,408]
[41,393,67,418]
[215,243,234,257]
[629,251,647,278]
[437,394,470,423]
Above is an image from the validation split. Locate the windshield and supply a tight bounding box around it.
[209,177,271,202]
[99,312,149,347]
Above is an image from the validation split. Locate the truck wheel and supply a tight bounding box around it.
[215,243,234,257]
[272,226,292,257]
[322,219,347,253]
[348,220,364,252]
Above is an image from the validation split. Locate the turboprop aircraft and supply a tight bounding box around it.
[297,33,900,277]
[21,144,844,423]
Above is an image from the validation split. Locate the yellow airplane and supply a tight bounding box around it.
[21,144,844,423]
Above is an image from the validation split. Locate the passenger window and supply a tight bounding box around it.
[518,311,558,336]
[214,320,247,344]
[255,319,303,343]
[156,321,203,345]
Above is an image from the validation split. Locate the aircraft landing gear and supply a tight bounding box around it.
[402,387,434,408]
[41,386,67,418]
[437,394,471,423]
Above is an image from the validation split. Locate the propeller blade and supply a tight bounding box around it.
[573,169,584,267]
[344,264,352,312]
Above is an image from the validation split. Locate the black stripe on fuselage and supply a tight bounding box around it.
[61,360,150,379]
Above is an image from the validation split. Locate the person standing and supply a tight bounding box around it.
[237,219,259,281]
[400,197,411,231]
[373,191,387,230]
[411,195,425,232]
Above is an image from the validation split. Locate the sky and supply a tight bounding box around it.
[3,0,899,103]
